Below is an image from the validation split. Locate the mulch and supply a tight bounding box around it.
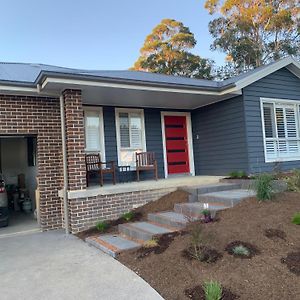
[118,192,300,300]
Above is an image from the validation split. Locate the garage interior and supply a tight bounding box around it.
[0,136,39,236]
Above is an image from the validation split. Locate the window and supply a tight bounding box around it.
[84,108,105,160]
[261,98,300,162]
[115,108,146,168]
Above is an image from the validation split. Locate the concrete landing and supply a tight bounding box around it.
[198,189,256,206]
[174,202,230,218]
[86,234,141,258]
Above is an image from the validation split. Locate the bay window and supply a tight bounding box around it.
[115,108,146,168]
[261,98,300,162]
[84,107,106,160]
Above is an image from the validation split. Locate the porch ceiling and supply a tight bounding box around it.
[42,82,241,109]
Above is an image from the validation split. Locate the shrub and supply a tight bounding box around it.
[143,239,158,248]
[122,211,135,222]
[201,209,210,216]
[286,169,300,192]
[232,245,250,257]
[292,212,300,225]
[253,173,274,201]
[96,221,109,232]
[228,170,247,179]
[203,281,222,300]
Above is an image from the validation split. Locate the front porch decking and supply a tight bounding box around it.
[67,175,223,199]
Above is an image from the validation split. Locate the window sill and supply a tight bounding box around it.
[265,156,300,163]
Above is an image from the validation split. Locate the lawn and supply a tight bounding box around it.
[118,192,300,300]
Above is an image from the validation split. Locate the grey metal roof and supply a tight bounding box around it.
[0,57,298,90]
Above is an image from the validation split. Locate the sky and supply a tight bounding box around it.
[0,0,226,70]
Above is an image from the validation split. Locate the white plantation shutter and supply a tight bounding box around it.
[117,109,146,167]
[262,100,300,162]
[130,114,142,148]
[119,113,130,148]
[85,111,101,151]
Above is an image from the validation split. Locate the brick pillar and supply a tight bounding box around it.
[63,89,87,190]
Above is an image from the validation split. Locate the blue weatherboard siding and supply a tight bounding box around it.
[243,67,300,173]
[192,95,249,175]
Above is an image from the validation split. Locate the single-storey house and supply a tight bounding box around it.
[0,56,299,233]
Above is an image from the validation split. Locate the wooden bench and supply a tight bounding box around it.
[85,153,116,186]
[136,152,158,182]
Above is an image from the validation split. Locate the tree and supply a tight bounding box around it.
[131,19,213,79]
[205,0,300,73]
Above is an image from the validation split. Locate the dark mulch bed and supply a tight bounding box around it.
[185,285,238,300]
[281,251,300,276]
[225,240,260,259]
[264,228,287,240]
[182,245,223,263]
[76,190,189,240]
[137,231,187,259]
[118,192,300,300]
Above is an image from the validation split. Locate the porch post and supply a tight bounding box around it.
[63,89,87,190]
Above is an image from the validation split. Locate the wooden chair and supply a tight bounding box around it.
[136,152,158,182]
[85,154,116,187]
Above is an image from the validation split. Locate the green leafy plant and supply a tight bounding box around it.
[228,170,247,179]
[286,169,300,192]
[253,173,274,201]
[122,211,135,222]
[143,239,159,248]
[201,209,210,216]
[203,281,222,300]
[96,221,109,233]
[292,212,300,225]
[232,245,250,257]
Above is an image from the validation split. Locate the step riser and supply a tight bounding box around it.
[197,183,241,195]
[147,213,186,229]
[174,205,217,219]
[118,224,154,241]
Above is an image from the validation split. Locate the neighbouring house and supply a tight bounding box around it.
[0,56,299,233]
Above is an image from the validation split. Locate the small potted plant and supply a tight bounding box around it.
[201,209,213,223]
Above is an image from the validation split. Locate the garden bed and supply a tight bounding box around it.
[118,192,300,300]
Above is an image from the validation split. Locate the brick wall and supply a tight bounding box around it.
[63,89,87,190]
[68,187,177,233]
[0,95,63,230]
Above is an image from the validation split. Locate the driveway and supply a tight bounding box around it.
[0,230,163,300]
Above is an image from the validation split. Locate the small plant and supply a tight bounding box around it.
[201,209,213,223]
[96,221,109,232]
[292,212,300,225]
[228,170,247,179]
[122,211,135,222]
[232,245,250,257]
[203,281,222,300]
[143,239,159,248]
[253,173,274,201]
[286,169,300,192]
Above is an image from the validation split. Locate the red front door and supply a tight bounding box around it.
[164,115,190,175]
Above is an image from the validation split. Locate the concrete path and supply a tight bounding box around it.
[0,230,163,300]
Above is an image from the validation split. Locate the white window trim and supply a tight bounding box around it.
[260,97,300,163]
[161,111,195,178]
[115,108,147,169]
[84,106,106,161]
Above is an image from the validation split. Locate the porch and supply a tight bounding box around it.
[67,175,223,199]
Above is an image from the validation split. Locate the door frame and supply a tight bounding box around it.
[161,111,195,178]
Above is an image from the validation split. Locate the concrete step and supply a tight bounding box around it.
[198,189,256,207]
[197,183,242,194]
[118,221,177,242]
[148,211,189,229]
[86,234,141,258]
[174,202,230,218]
